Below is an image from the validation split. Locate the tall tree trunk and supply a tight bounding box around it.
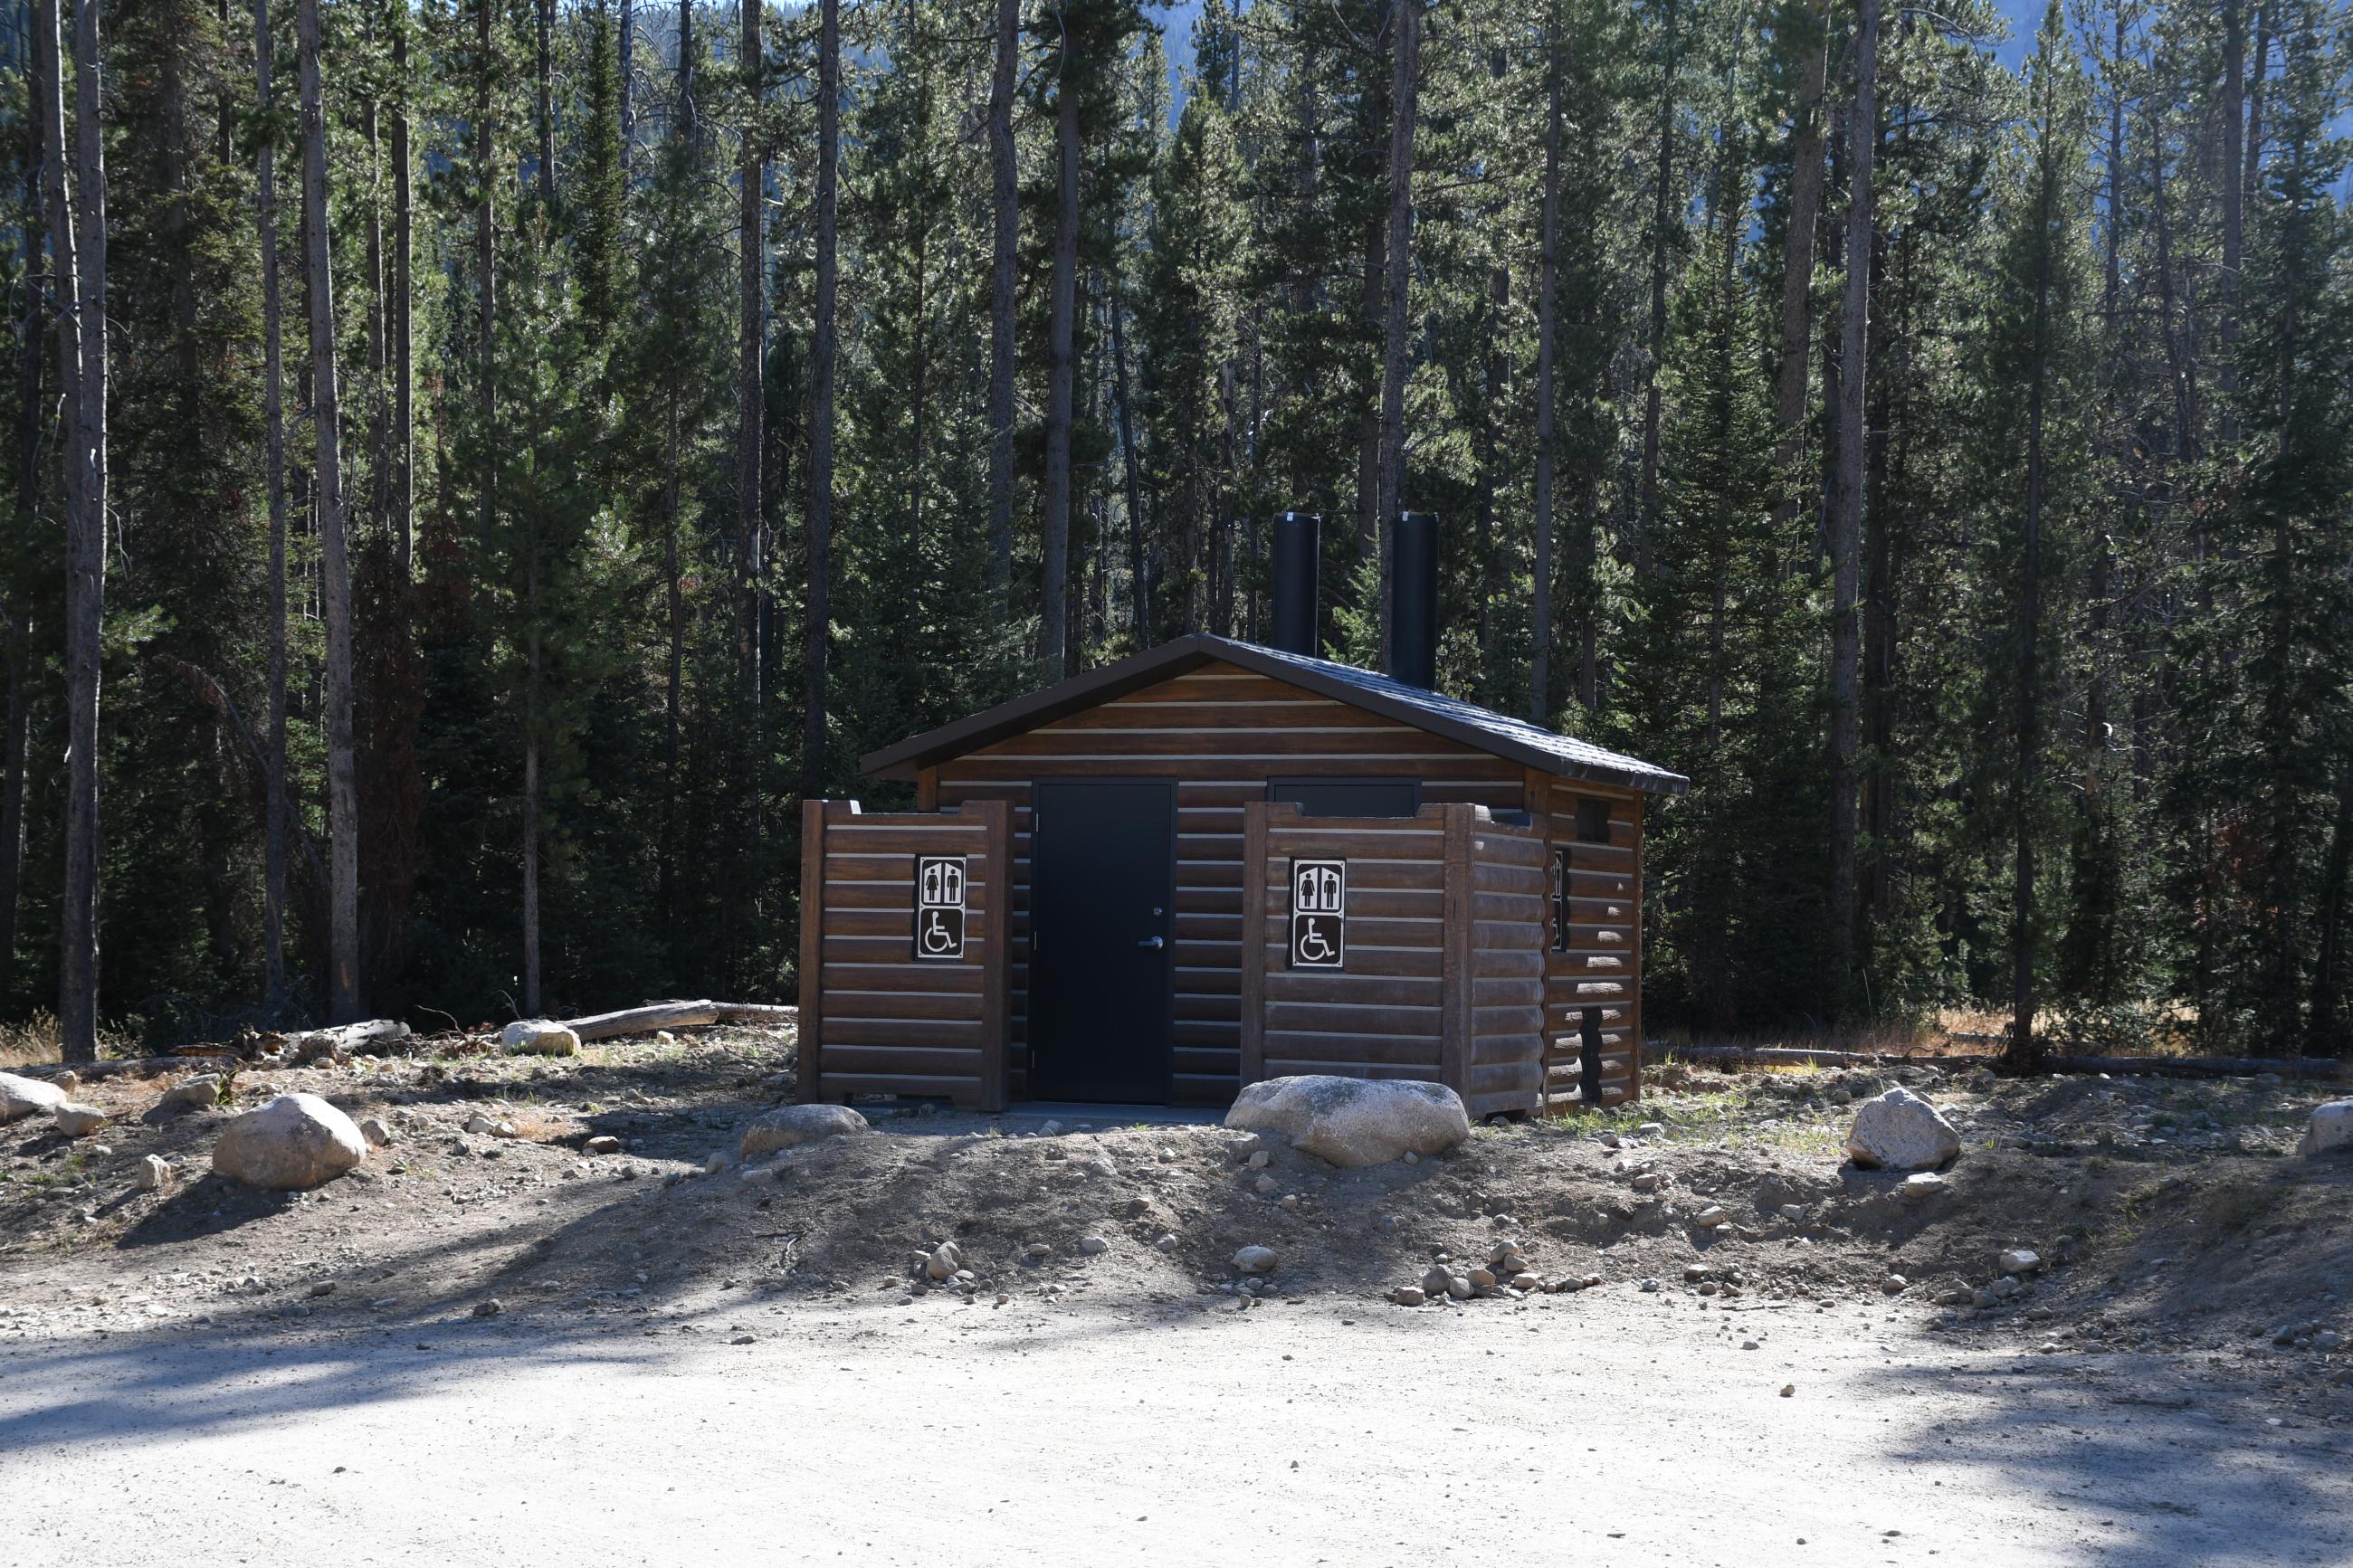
[660,378,682,923]
[2243,7,2268,204]
[392,15,413,577]
[1110,287,1148,640]
[256,0,291,1003]
[477,0,496,552]
[44,0,105,1059]
[1354,33,1387,572]
[522,545,541,1013]
[2006,46,2058,1075]
[805,0,836,791]
[300,0,360,1022]
[1529,2,1561,724]
[363,95,387,533]
[618,0,634,177]
[1637,0,1679,563]
[676,0,694,144]
[1827,0,1878,1017]
[2218,0,2244,425]
[1,11,47,990]
[537,0,555,204]
[1374,0,1420,663]
[739,0,766,807]
[1040,50,1078,677]
[1771,0,1828,511]
[984,0,1018,605]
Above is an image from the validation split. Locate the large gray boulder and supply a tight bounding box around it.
[2301,1099,2353,1157]
[0,1071,68,1124]
[211,1093,368,1191]
[739,1103,869,1160]
[1224,1075,1470,1168]
[1845,1088,1962,1172]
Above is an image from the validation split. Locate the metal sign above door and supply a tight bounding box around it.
[1290,859,1346,969]
[914,855,967,961]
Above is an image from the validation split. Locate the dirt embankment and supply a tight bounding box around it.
[1,1031,2348,1422]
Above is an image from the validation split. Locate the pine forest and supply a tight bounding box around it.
[4,0,2350,1064]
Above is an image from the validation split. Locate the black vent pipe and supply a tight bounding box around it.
[1270,511,1320,658]
[1390,511,1439,689]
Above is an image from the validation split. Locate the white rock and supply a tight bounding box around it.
[1692,1204,1730,1230]
[1392,1286,1426,1307]
[1900,1173,1948,1202]
[1232,1245,1278,1275]
[134,1155,171,1192]
[0,1071,67,1124]
[1078,1236,1110,1256]
[357,1117,394,1148]
[500,1020,581,1057]
[1998,1248,2043,1276]
[1845,1088,1962,1172]
[52,1103,108,1137]
[211,1093,368,1191]
[1224,1075,1471,1168]
[464,1114,496,1135]
[739,1103,869,1160]
[2299,1099,2353,1157]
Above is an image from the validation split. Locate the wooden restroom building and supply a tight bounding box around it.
[797,514,1687,1117]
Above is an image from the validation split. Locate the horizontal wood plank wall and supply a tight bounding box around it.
[1243,803,1450,1086]
[1466,813,1547,1117]
[933,662,1527,1105]
[801,799,1008,1110]
[1238,803,1545,1117]
[1529,776,1644,1107]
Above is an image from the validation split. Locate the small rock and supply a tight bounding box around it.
[655,1031,678,1045]
[1469,1268,1498,1290]
[1899,1173,1947,1202]
[1845,1088,1961,1172]
[1510,1272,1540,1292]
[1998,1248,2043,1276]
[739,1104,869,1160]
[134,1155,170,1192]
[1631,1172,1662,1194]
[1038,1119,1063,1136]
[309,1281,336,1297]
[1446,1276,1473,1300]
[491,1121,520,1140]
[2313,1331,2343,1352]
[1421,1266,1452,1293]
[1692,1204,1730,1230]
[1639,1278,1662,1293]
[1636,1123,1664,1138]
[464,1114,496,1135]
[1392,1286,1426,1307]
[1077,1236,1109,1256]
[1780,1384,1796,1398]
[927,1244,959,1281]
[1153,1233,1177,1253]
[1232,1245,1278,1275]
[584,1136,622,1155]
[2299,1100,2353,1157]
[500,1020,582,1057]
[1024,1241,1053,1259]
[52,1102,108,1136]
[1882,1274,1909,1294]
[1780,1203,1807,1222]
[1246,1150,1271,1169]
[1253,1174,1281,1195]
[472,1299,503,1317]
[357,1117,395,1148]
[157,1075,224,1114]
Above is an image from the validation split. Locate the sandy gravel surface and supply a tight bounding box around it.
[5,1285,2346,1568]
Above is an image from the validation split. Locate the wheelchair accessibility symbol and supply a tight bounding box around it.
[913,855,968,962]
[1289,859,1347,970]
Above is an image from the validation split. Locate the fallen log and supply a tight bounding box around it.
[14,1056,237,1082]
[557,1000,798,1043]
[1662,1041,2352,1083]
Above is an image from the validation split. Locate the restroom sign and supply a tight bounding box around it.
[1290,859,1347,969]
[914,855,967,962]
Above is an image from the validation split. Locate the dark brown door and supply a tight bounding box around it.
[1027,780,1176,1102]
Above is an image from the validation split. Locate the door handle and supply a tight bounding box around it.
[1137,936,1165,949]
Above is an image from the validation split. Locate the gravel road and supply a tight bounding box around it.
[4,1287,2345,1567]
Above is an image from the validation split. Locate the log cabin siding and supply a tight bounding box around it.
[799,799,1010,1110]
[934,662,1528,1105]
[1535,779,1644,1107]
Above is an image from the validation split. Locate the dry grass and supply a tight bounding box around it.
[0,1011,61,1069]
[508,1106,582,1144]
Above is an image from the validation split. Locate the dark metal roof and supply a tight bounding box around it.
[860,633,1690,796]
